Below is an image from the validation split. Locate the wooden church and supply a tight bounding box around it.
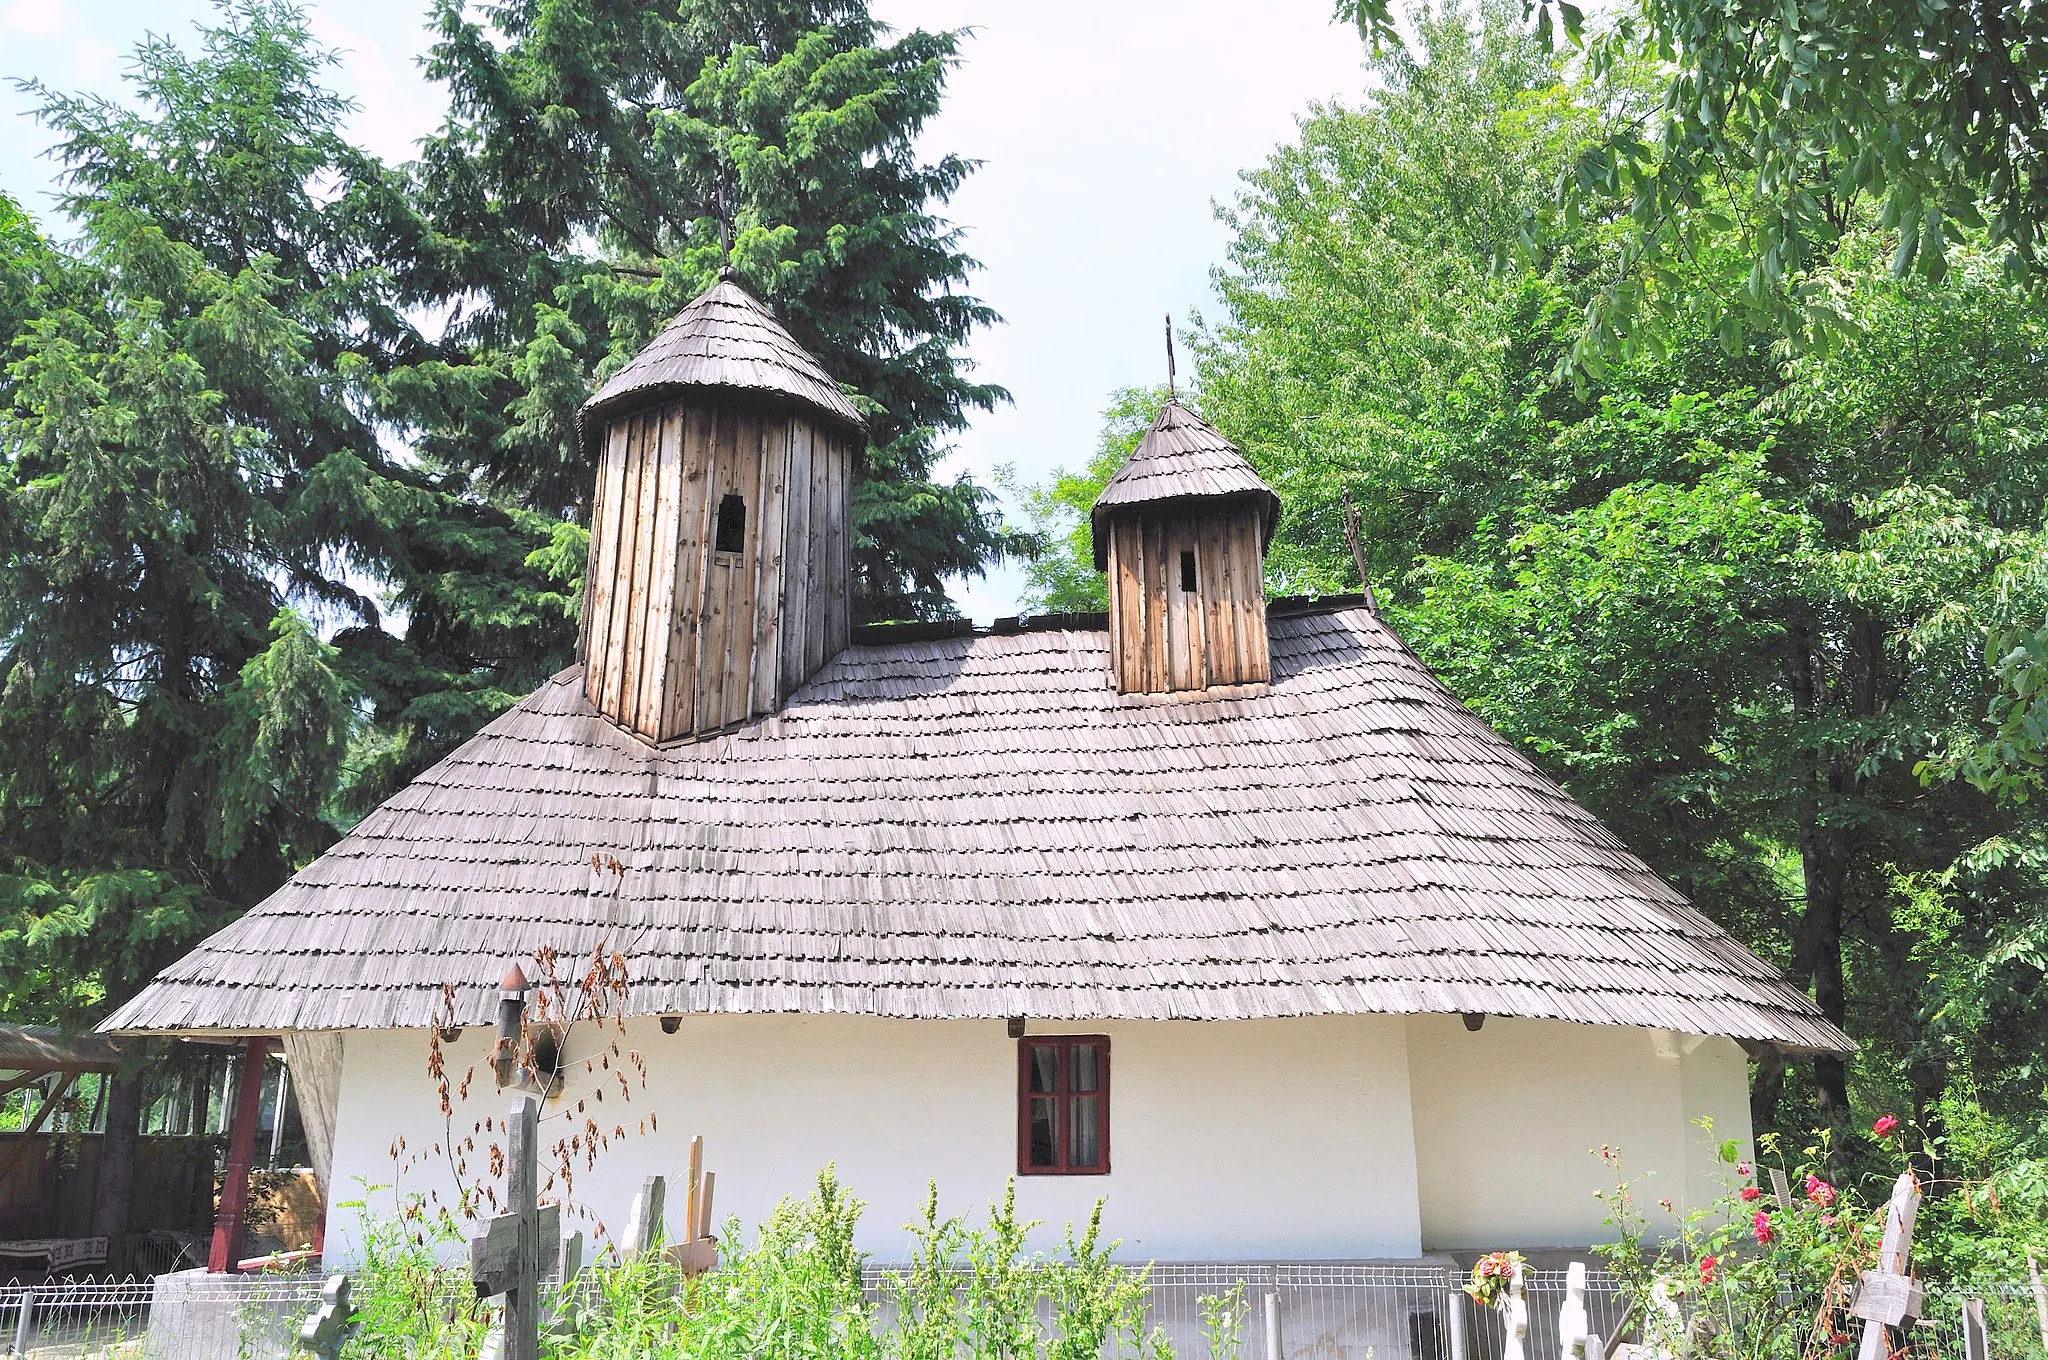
[107,275,1849,1267]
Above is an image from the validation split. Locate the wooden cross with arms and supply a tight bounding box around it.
[471,1095,559,1360]
[1851,1172,1923,1360]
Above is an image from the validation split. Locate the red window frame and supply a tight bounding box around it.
[1017,1035,1110,1175]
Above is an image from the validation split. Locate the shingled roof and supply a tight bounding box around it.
[580,275,863,441]
[1091,402,1282,567]
[103,604,1849,1054]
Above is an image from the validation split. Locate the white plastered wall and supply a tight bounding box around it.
[323,1014,1425,1266]
[1404,1015,1754,1251]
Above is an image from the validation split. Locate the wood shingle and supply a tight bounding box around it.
[105,605,1849,1054]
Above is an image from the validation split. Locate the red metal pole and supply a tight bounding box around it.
[208,1037,269,1273]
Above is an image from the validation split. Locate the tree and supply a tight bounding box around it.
[1336,0,2048,364]
[1003,386,1162,613]
[1019,2,1600,609]
[414,0,1027,622]
[1541,0,2048,366]
[2,0,1020,1042]
[1033,5,2048,1152]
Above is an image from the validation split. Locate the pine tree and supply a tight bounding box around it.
[415,0,1030,621]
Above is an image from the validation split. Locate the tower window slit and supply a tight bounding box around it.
[715,492,747,554]
[1179,549,1197,593]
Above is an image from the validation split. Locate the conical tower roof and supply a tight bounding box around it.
[581,275,863,441]
[1090,401,1281,568]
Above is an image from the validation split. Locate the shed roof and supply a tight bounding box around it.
[0,1025,124,1074]
[580,276,863,440]
[1091,402,1282,568]
[104,605,1848,1054]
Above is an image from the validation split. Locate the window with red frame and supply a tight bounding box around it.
[1018,1036,1109,1174]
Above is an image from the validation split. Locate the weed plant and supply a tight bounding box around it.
[333,1169,1172,1360]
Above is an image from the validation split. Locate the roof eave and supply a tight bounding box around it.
[577,380,866,457]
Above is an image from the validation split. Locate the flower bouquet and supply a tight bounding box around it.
[1464,1250,1528,1309]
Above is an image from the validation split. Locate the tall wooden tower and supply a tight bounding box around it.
[576,275,865,742]
[1090,402,1281,694]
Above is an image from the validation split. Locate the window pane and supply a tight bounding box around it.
[1071,1095,1100,1167]
[1028,1097,1059,1167]
[1028,1044,1057,1094]
[1070,1043,1099,1092]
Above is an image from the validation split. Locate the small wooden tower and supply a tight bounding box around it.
[577,274,864,742]
[1091,402,1281,694]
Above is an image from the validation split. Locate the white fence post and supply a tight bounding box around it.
[1264,1288,1283,1360]
[2031,1251,2048,1355]
[1502,1263,1529,1360]
[1446,1288,1469,1360]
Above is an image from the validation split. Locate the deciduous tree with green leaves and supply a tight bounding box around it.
[1029,7,2048,1170]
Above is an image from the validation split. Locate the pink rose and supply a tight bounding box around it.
[1740,1186,1763,1201]
[1752,1211,1776,1245]
[1736,1161,1752,1177]
[1873,1114,1900,1137]
[1698,1255,1718,1283]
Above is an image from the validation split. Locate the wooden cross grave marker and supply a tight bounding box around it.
[622,1175,665,1259]
[1850,1173,1923,1360]
[664,1134,719,1278]
[470,1095,559,1360]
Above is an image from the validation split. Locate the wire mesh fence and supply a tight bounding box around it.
[1,1276,156,1358]
[0,1260,2041,1360]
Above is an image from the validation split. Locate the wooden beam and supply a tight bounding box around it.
[208,1037,270,1273]
[16,1072,77,1137]
[0,1072,49,1100]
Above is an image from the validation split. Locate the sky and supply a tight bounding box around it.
[0,0,1371,619]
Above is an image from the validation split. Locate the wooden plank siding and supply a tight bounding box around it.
[778,419,814,702]
[1105,505,1269,695]
[582,394,853,744]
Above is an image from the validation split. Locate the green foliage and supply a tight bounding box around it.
[1594,1125,2048,1357]
[1511,0,2048,367]
[0,0,1019,1026]
[1006,386,1166,613]
[1026,2,2048,1168]
[685,1167,878,1360]
[1195,1284,1248,1360]
[415,0,1028,621]
[334,1173,1167,1360]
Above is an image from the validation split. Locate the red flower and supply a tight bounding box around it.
[1752,1210,1776,1245]
[1740,1186,1763,1201]
[1699,1255,1718,1283]
[1736,1160,1752,1177]
[1805,1175,1837,1206]
[1873,1114,1900,1138]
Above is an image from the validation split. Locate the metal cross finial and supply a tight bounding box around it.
[1165,313,1177,400]
[716,166,735,275]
